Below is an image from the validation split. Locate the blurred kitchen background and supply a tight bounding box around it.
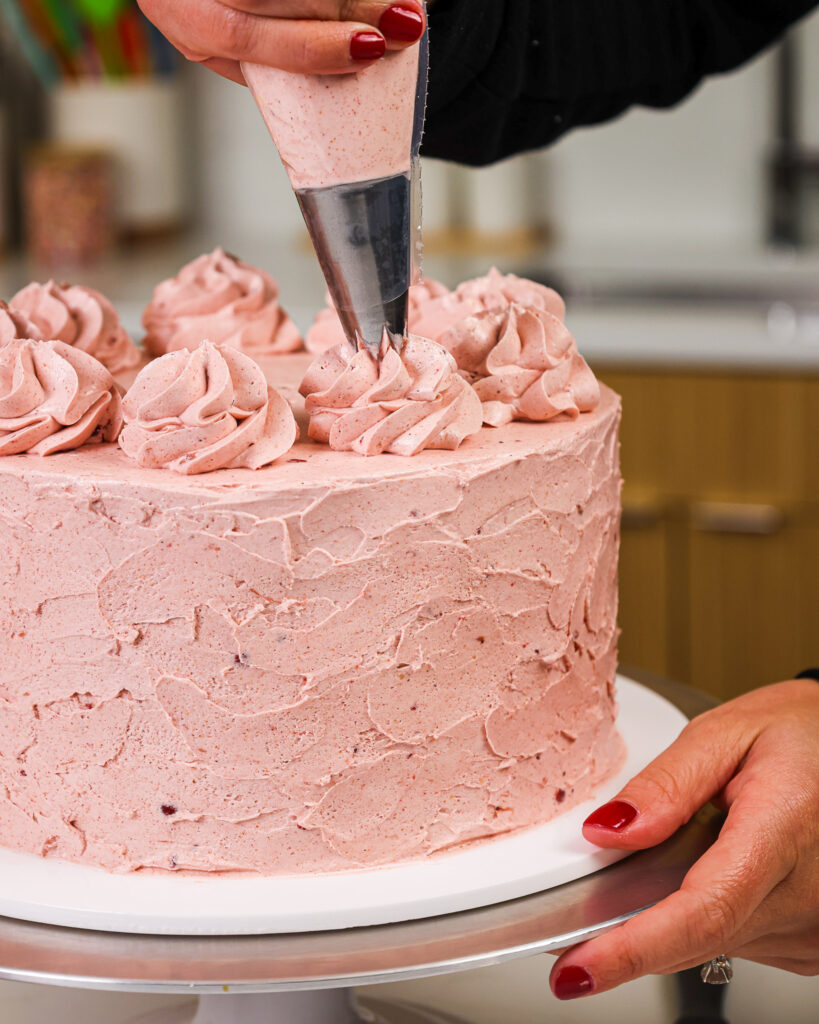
[0,1,818,705]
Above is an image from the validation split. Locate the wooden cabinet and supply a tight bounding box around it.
[599,369,819,700]
[687,515,819,699]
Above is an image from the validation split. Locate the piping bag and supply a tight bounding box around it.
[242,26,428,358]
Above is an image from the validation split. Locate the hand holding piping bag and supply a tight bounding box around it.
[136,0,426,81]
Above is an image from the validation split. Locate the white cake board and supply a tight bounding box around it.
[0,677,686,936]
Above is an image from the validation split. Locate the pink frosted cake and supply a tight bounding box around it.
[0,270,624,876]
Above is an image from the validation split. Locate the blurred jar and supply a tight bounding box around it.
[0,101,7,256]
[24,145,115,266]
[50,79,186,238]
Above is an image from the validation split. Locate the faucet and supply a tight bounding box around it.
[767,34,819,248]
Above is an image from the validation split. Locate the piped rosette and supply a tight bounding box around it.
[441,304,600,426]
[0,301,42,346]
[300,334,483,456]
[119,341,298,475]
[0,339,123,456]
[412,268,566,344]
[142,248,302,358]
[9,281,139,374]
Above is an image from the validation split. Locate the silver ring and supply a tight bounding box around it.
[700,955,733,985]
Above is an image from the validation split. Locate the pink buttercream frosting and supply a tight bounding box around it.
[306,279,451,354]
[0,339,122,456]
[142,249,302,358]
[0,347,623,876]
[442,304,601,426]
[413,268,566,343]
[10,281,139,374]
[300,335,483,456]
[0,302,42,346]
[120,341,297,475]
[243,46,420,190]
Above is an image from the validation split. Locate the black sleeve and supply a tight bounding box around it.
[423,0,817,165]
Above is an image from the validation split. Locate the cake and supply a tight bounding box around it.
[0,270,624,876]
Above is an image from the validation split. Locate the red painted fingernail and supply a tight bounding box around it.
[553,965,594,1000]
[350,31,386,61]
[379,4,425,43]
[583,799,638,832]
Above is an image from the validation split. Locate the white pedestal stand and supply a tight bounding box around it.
[132,991,464,1023]
[190,991,358,1024]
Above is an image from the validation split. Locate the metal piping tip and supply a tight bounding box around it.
[352,327,406,360]
[296,172,411,361]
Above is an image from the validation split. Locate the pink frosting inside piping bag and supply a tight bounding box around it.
[242,46,421,190]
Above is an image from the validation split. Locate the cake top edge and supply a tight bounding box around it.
[0,383,621,497]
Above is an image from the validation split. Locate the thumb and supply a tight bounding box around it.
[581,708,755,850]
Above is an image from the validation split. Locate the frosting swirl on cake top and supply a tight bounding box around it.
[142,248,302,358]
[10,281,139,374]
[413,268,566,343]
[119,341,297,474]
[443,304,600,426]
[455,267,566,318]
[0,301,42,346]
[300,334,483,456]
[0,338,123,456]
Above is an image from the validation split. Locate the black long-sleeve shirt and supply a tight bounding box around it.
[424,0,817,164]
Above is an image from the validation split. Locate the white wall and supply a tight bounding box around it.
[187,63,304,244]
[546,54,773,250]
[800,8,819,147]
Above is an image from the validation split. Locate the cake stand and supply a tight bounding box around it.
[0,673,721,1024]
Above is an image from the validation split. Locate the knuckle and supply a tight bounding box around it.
[685,888,740,949]
[616,938,646,981]
[294,34,324,70]
[643,761,689,809]
[220,8,258,57]
[338,0,359,20]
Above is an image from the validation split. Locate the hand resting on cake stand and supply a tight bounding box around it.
[549,678,819,1000]
[137,0,426,82]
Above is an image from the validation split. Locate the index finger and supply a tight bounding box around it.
[219,0,426,45]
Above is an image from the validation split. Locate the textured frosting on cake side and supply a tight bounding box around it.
[0,354,623,875]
